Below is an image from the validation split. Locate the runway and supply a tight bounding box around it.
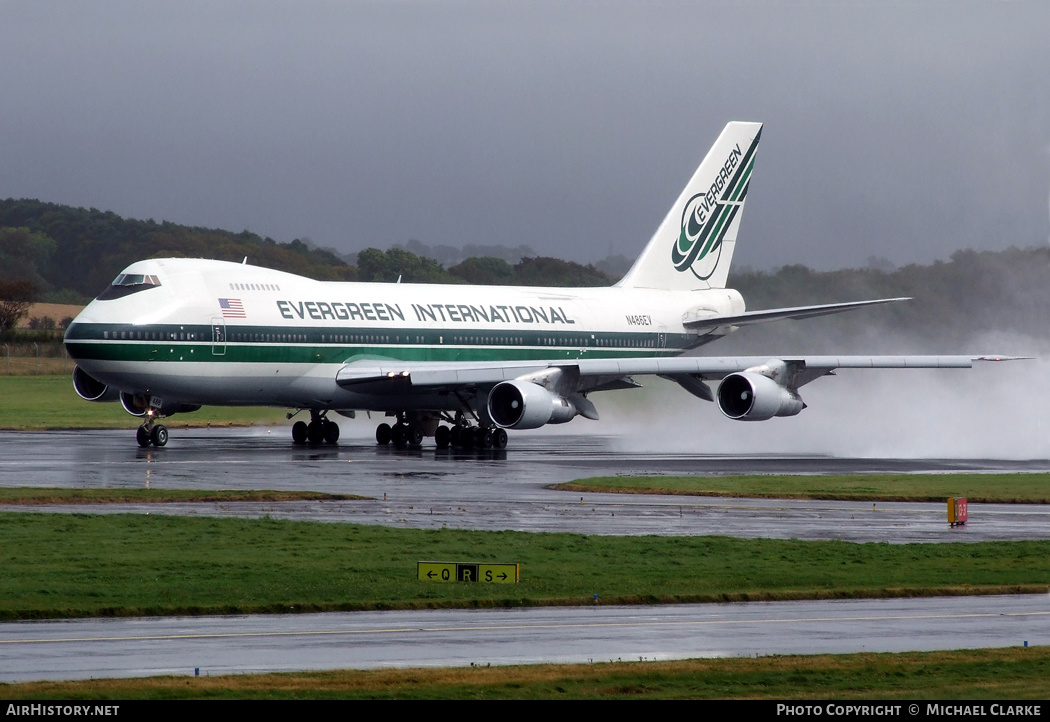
[1,429,1048,543]
[0,428,1047,683]
[4,429,1047,499]
[1,596,1046,683]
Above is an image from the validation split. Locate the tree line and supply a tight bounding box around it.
[1,198,1047,348]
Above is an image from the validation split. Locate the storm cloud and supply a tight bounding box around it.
[1,1,1048,270]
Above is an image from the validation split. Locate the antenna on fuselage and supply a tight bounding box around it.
[242,257,248,265]
[397,275,402,284]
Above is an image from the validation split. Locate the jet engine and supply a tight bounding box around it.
[716,372,804,421]
[72,366,119,402]
[487,380,578,429]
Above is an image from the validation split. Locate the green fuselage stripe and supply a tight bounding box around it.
[65,322,699,365]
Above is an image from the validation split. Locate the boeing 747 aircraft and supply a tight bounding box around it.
[64,122,1012,449]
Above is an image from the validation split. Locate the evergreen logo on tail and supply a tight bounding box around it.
[670,130,760,280]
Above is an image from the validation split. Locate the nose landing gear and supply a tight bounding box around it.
[135,407,168,448]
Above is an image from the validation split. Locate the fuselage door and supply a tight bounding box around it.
[211,317,226,356]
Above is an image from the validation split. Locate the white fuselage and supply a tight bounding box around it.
[65,258,744,412]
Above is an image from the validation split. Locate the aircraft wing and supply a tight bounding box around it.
[335,354,1015,393]
[682,297,911,332]
[335,353,1021,424]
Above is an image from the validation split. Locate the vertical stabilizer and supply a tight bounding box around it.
[617,121,762,291]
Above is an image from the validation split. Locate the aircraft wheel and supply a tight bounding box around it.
[449,426,462,447]
[408,425,423,446]
[323,420,340,444]
[435,425,451,448]
[150,424,169,447]
[136,426,151,448]
[392,423,407,446]
[307,420,324,444]
[375,423,392,445]
[460,427,475,448]
[480,428,494,449]
[291,421,308,444]
[492,428,508,449]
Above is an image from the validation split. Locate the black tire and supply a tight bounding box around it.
[136,426,151,448]
[292,421,308,444]
[493,428,508,449]
[435,425,451,448]
[392,423,407,446]
[307,420,324,444]
[323,420,340,444]
[480,428,494,449]
[408,425,423,446]
[375,423,392,445]
[150,425,169,447]
[449,426,462,447]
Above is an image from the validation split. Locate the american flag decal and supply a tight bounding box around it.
[218,298,246,318]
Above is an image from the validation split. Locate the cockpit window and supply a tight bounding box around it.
[112,273,160,286]
[95,273,162,300]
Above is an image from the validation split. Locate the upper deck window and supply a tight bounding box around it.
[95,273,162,300]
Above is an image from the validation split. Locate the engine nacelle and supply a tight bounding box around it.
[487,380,577,429]
[716,372,805,421]
[120,392,147,417]
[72,366,119,402]
[120,391,200,418]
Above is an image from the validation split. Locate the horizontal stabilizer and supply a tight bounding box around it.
[683,297,911,331]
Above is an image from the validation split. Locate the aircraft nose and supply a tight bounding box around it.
[63,320,92,361]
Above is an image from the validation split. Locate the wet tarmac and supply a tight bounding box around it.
[1,428,1048,682]
[3,429,1047,498]
[1,595,1046,683]
[1,429,1047,543]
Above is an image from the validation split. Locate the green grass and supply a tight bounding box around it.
[0,375,289,430]
[2,647,1048,699]
[557,474,1050,504]
[0,513,1047,620]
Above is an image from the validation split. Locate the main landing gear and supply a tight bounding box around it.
[375,420,423,447]
[290,409,340,445]
[441,424,508,450]
[374,413,509,450]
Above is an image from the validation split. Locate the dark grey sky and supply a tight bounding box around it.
[2,1,1048,270]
